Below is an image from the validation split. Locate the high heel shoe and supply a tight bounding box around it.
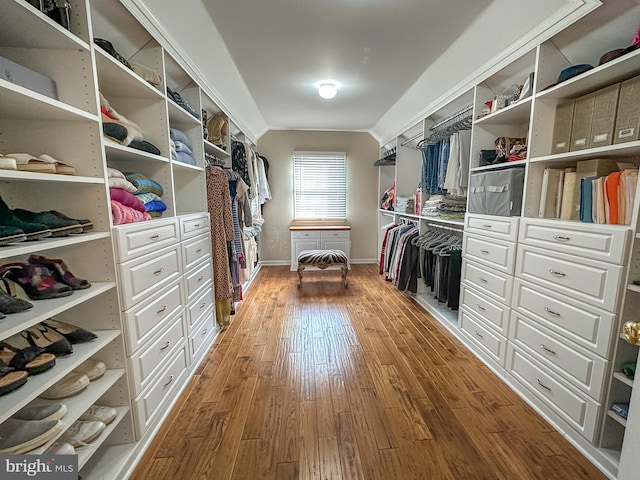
[28,255,90,290]
[23,323,73,356]
[41,318,97,344]
[0,263,72,300]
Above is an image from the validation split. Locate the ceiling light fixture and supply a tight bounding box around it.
[318,81,338,99]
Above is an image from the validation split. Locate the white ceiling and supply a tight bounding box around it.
[133,0,629,142]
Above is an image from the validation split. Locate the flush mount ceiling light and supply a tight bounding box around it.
[318,80,339,99]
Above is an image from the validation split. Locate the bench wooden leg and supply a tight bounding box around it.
[297,265,304,287]
[341,264,348,287]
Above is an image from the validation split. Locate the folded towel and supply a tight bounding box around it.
[108,177,137,192]
[134,192,162,204]
[175,151,196,166]
[110,188,146,212]
[131,62,163,87]
[125,173,164,196]
[170,139,177,160]
[111,200,151,225]
[170,128,193,150]
[106,167,125,179]
[143,200,167,213]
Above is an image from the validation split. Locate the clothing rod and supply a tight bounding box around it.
[425,222,464,232]
[400,132,423,146]
[428,105,473,132]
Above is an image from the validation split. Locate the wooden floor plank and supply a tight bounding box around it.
[131,265,607,480]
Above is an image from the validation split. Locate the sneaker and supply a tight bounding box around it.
[39,372,89,400]
[60,420,105,447]
[12,403,67,422]
[0,418,63,454]
[45,441,75,455]
[73,360,106,381]
[79,405,117,425]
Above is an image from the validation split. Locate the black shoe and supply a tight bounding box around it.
[0,226,27,246]
[13,209,82,237]
[0,197,51,241]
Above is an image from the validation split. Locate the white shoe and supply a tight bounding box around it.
[73,360,106,381]
[45,441,75,455]
[40,372,89,400]
[79,405,117,425]
[60,420,105,448]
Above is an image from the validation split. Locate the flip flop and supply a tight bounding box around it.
[9,153,56,173]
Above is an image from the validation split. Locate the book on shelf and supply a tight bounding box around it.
[571,159,619,220]
[559,168,577,220]
[539,167,564,218]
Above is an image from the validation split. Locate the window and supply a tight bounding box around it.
[293,151,346,219]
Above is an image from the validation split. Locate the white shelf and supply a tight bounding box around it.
[471,159,527,172]
[29,369,126,454]
[1,0,90,51]
[172,160,203,173]
[167,99,201,126]
[204,139,230,159]
[0,169,105,184]
[104,142,169,164]
[628,283,640,293]
[613,371,634,388]
[530,140,640,164]
[0,282,116,341]
[79,442,135,479]
[94,49,164,100]
[474,97,532,125]
[77,406,130,470]
[421,216,465,227]
[0,80,98,122]
[0,232,111,260]
[0,330,122,423]
[607,409,628,427]
[537,47,640,100]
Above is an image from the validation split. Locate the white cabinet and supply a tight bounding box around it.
[290,226,351,270]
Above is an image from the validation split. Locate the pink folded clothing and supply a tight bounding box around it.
[110,187,145,212]
[111,200,151,225]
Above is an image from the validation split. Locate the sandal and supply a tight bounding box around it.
[41,318,97,344]
[23,323,73,356]
[0,337,56,375]
[0,263,73,300]
[28,255,90,290]
[0,358,28,396]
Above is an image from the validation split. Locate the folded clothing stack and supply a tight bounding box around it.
[107,168,150,225]
[125,172,167,219]
[394,196,412,214]
[167,87,199,120]
[170,128,196,166]
[423,194,466,220]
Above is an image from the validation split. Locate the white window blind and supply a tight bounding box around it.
[293,151,346,219]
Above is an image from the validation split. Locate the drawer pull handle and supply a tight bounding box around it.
[536,379,551,392]
[482,224,492,229]
[164,375,174,387]
[154,268,164,275]
[150,234,161,240]
[478,278,488,283]
[200,302,206,309]
[157,305,167,314]
[544,307,560,317]
[194,223,201,227]
[476,304,486,311]
[553,235,571,242]
[161,341,171,351]
[549,270,566,277]
[540,344,556,355]
[202,329,208,336]
[480,249,490,254]
[197,276,204,282]
[474,331,484,339]
[196,248,202,254]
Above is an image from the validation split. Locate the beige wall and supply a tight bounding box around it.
[257,130,379,264]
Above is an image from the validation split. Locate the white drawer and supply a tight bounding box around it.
[118,244,182,310]
[512,279,615,358]
[182,234,212,271]
[460,284,509,335]
[189,311,215,363]
[462,259,513,304]
[291,230,321,240]
[133,340,189,437]
[185,261,213,302]
[518,218,630,264]
[128,313,186,396]
[114,218,179,262]
[123,279,184,355]
[508,311,607,401]
[515,245,623,311]
[463,233,515,274]
[179,213,210,240]
[187,286,214,332]
[460,308,507,367]
[506,344,601,442]
[465,214,519,242]
[320,230,350,240]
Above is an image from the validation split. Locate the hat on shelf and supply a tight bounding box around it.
[557,64,593,84]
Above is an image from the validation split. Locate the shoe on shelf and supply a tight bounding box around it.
[0,196,51,241]
[41,318,97,344]
[28,254,90,290]
[0,289,33,314]
[0,418,64,454]
[73,359,106,381]
[0,359,28,397]
[38,155,75,175]
[0,155,17,170]
[13,209,83,237]
[39,372,89,400]
[44,441,75,455]
[0,333,56,375]
[79,405,117,425]
[59,420,105,448]
[0,263,73,300]
[0,226,27,246]
[12,403,67,422]
[23,323,73,356]
[47,211,93,233]
[8,153,57,174]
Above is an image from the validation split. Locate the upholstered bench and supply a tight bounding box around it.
[297,249,348,287]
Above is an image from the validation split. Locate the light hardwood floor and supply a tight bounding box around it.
[131,264,607,480]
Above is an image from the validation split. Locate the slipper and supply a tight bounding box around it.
[38,155,75,175]
[9,153,56,174]
[0,155,17,171]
